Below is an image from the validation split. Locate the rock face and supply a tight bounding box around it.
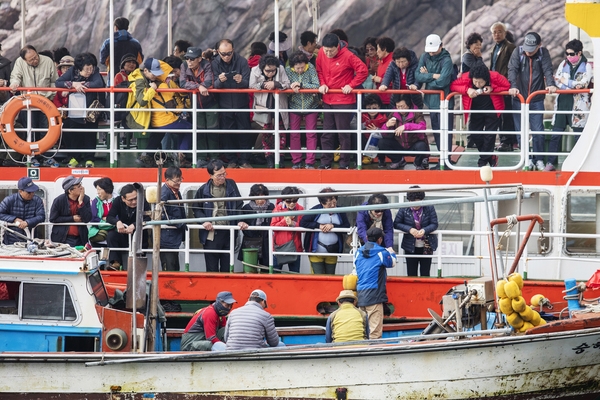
[0,0,572,70]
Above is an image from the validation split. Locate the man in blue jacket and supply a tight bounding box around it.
[99,17,143,78]
[0,177,45,245]
[160,166,187,271]
[355,227,397,339]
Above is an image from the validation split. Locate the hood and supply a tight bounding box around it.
[361,242,382,258]
[115,29,133,42]
[431,48,451,62]
[130,60,173,83]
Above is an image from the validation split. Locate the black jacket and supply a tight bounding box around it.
[49,193,92,244]
[211,52,250,109]
[393,206,439,253]
[160,184,186,249]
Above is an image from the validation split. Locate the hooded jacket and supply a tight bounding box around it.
[10,54,58,99]
[414,48,454,109]
[316,42,368,105]
[211,52,251,109]
[393,205,439,253]
[508,46,555,103]
[0,193,45,245]
[450,71,510,123]
[355,242,397,307]
[99,29,144,72]
[250,64,291,128]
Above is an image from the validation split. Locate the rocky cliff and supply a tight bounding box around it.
[0,0,572,68]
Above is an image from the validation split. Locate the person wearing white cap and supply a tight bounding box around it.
[507,31,557,171]
[414,34,456,170]
[49,175,92,247]
[224,289,284,350]
[325,290,369,343]
[0,177,45,245]
[181,291,237,351]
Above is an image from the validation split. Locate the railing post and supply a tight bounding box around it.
[356,93,362,169]
[440,97,448,170]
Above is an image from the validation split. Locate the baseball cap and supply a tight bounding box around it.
[62,175,83,191]
[216,291,236,304]
[18,177,39,193]
[143,58,164,76]
[336,289,357,302]
[522,32,541,52]
[184,47,202,59]
[424,34,442,52]
[57,56,74,69]
[250,289,268,308]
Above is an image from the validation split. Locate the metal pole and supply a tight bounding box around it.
[148,166,162,352]
[274,0,281,168]
[168,0,173,58]
[312,0,318,34]
[20,0,26,47]
[291,0,296,50]
[109,0,115,85]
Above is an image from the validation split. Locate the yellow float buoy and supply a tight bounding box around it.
[504,281,521,299]
[499,297,514,315]
[342,274,358,290]
[508,273,524,289]
[530,294,546,307]
[496,280,507,298]
[530,310,542,326]
[507,312,524,329]
[512,296,527,313]
[519,306,534,322]
[518,321,534,333]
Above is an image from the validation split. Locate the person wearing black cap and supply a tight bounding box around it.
[224,289,283,350]
[49,175,92,247]
[354,226,397,339]
[507,31,557,171]
[180,46,218,168]
[181,291,236,351]
[0,177,45,245]
[393,186,438,277]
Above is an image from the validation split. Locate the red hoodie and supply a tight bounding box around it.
[450,71,510,123]
[316,43,368,105]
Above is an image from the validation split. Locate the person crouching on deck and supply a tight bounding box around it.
[326,290,369,343]
[181,291,236,351]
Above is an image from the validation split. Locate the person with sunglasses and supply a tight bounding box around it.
[545,39,592,172]
[211,39,253,169]
[249,54,291,168]
[356,194,395,249]
[270,186,304,273]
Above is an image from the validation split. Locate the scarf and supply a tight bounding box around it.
[369,210,383,230]
[248,200,271,226]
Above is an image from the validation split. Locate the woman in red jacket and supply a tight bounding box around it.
[450,63,510,167]
[270,186,304,273]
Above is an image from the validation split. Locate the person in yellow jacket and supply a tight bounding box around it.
[126,58,192,167]
[325,290,369,343]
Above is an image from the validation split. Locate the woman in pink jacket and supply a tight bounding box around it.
[450,63,510,167]
[270,186,304,273]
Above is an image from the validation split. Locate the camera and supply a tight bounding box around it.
[476,88,484,95]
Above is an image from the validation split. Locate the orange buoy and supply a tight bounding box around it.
[0,94,62,155]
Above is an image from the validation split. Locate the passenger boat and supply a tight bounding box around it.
[2,1,600,398]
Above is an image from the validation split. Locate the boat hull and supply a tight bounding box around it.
[2,328,600,399]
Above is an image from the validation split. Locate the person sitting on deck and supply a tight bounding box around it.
[355,227,397,339]
[181,291,236,351]
[326,290,369,343]
[224,289,285,350]
[49,175,92,248]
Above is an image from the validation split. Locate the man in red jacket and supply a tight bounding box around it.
[316,33,368,170]
[180,291,236,351]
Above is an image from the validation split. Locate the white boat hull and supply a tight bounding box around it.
[2,327,600,399]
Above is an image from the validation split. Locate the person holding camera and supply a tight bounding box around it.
[450,63,510,167]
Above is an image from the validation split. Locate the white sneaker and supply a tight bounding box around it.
[527,159,535,171]
[535,160,545,171]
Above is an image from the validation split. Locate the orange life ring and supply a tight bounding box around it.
[0,94,62,156]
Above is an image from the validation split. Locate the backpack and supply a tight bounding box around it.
[111,80,134,124]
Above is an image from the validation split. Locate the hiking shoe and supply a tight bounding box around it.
[67,158,79,168]
[338,163,351,170]
[333,146,341,162]
[266,157,275,169]
[292,162,303,169]
[227,161,238,169]
[527,159,535,171]
[197,159,209,168]
[495,143,513,152]
[318,164,331,170]
[489,155,498,167]
[239,162,253,169]
[85,160,95,168]
[535,160,545,171]
[135,155,154,168]
[397,158,407,168]
[362,156,372,165]
[421,158,429,170]
[378,161,386,169]
[543,163,556,172]
[305,163,315,170]
[388,161,405,170]
[44,158,60,168]
[31,158,40,167]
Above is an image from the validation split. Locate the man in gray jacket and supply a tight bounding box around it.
[224,289,284,350]
[507,32,557,171]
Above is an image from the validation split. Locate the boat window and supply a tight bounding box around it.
[0,280,19,315]
[21,283,77,321]
[566,193,598,254]
[497,190,551,254]
[88,270,109,306]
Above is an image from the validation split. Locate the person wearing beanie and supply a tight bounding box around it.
[114,53,139,86]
